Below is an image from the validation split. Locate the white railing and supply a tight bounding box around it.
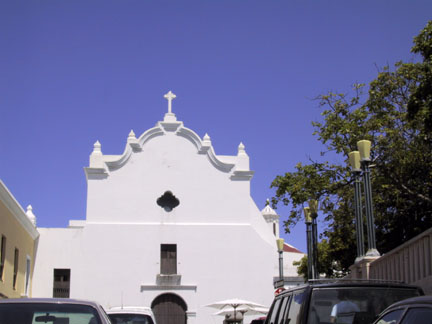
[369,227,432,293]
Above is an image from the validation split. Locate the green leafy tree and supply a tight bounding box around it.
[274,21,432,276]
[293,239,345,281]
[408,21,432,131]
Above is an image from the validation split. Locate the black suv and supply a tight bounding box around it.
[265,280,423,324]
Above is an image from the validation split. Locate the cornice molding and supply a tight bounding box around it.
[0,180,39,240]
[230,170,254,181]
[140,284,197,291]
[262,214,279,222]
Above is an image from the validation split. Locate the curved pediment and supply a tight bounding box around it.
[86,114,242,177]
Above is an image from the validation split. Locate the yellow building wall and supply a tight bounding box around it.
[0,199,37,299]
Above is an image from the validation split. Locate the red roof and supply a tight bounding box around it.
[283,243,303,254]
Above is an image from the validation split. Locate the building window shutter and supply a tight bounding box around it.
[13,248,19,290]
[161,244,177,275]
[0,236,5,281]
[24,256,31,296]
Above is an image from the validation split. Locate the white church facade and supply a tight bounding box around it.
[31,92,304,324]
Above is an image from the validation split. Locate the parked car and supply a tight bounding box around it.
[0,298,111,324]
[250,316,267,324]
[107,306,156,324]
[265,280,423,324]
[373,295,432,324]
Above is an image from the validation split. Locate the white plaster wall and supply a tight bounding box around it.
[33,222,275,323]
[282,251,305,277]
[32,228,84,297]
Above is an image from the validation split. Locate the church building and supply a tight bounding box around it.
[31,92,304,324]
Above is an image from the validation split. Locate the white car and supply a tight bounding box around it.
[0,298,111,324]
[107,306,156,324]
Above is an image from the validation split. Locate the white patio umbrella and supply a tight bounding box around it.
[213,305,269,317]
[205,299,267,322]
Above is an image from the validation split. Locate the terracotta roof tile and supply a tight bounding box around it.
[283,243,303,254]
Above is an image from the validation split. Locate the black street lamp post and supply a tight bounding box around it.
[304,207,314,280]
[277,238,285,282]
[357,140,380,257]
[309,199,319,279]
[349,151,365,260]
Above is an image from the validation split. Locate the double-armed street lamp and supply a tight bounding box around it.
[349,140,380,258]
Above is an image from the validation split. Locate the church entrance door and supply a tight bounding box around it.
[152,293,187,324]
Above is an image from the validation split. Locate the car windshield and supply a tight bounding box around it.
[307,287,420,324]
[0,303,101,324]
[108,314,154,324]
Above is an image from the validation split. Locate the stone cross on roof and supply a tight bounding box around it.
[164,91,176,114]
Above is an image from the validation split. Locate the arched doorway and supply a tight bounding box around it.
[151,293,187,324]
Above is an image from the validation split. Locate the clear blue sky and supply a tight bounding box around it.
[1,1,431,253]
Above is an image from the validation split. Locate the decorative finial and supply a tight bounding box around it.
[89,140,106,168]
[266,199,270,206]
[127,129,140,149]
[26,205,36,226]
[164,91,176,114]
[93,140,102,153]
[199,133,212,153]
[128,130,136,140]
[238,142,245,154]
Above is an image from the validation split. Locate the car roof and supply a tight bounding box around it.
[385,295,432,308]
[276,280,422,297]
[107,306,153,315]
[0,298,101,308]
